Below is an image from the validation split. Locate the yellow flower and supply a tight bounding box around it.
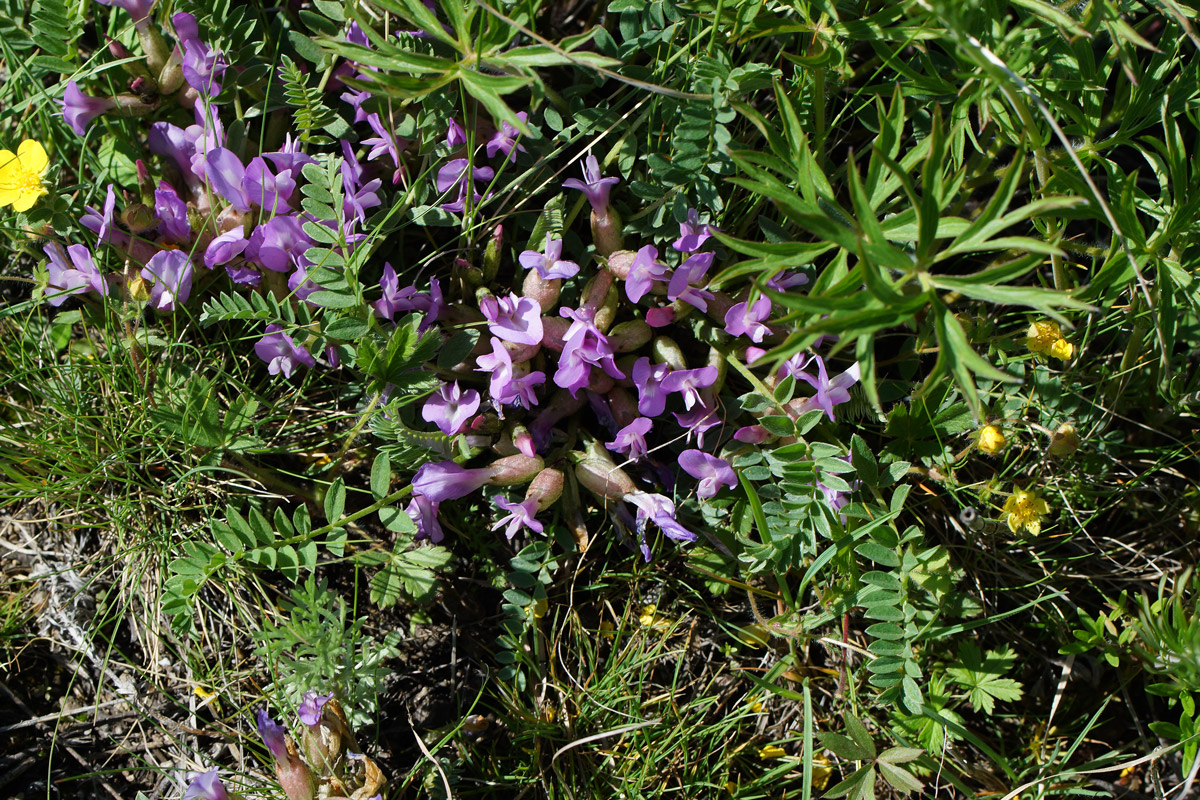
[1026,320,1073,361]
[758,744,788,759]
[1003,487,1050,535]
[976,424,1006,456]
[0,139,50,212]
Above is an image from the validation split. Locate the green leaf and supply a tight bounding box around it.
[823,764,875,800]
[277,545,300,582]
[878,761,922,795]
[379,504,416,533]
[325,316,370,340]
[817,733,873,763]
[856,541,899,567]
[370,451,392,500]
[324,477,346,521]
[945,642,1024,714]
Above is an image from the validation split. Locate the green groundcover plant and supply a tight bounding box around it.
[3,0,1200,798]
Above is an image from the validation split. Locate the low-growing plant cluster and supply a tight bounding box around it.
[2,0,1200,798]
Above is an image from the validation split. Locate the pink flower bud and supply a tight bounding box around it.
[605,249,636,280]
[591,207,624,256]
[525,468,564,512]
[484,454,545,486]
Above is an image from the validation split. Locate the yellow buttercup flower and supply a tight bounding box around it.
[0,139,50,212]
[1003,487,1050,535]
[976,424,1006,456]
[1026,320,1073,362]
[758,744,788,759]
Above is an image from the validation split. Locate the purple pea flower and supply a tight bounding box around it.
[373,263,411,320]
[254,324,316,378]
[422,381,480,436]
[631,357,671,417]
[182,768,229,800]
[244,157,296,213]
[95,0,155,24]
[226,263,261,286]
[154,182,191,244]
[406,494,445,542]
[174,12,227,97]
[767,270,810,291]
[245,215,312,272]
[661,365,718,411]
[202,148,250,211]
[446,118,466,148]
[340,140,383,225]
[735,425,772,444]
[265,134,318,175]
[625,245,669,304]
[436,158,493,212]
[624,491,697,544]
[606,417,653,462]
[257,709,290,764]
[724,294,773,343]
[81,185,127,249]
[665,251,715,312]
[43,243,106,307]
[476,338,543,409]
[486,112,528,162]
[492,495,543,539]
[204,227,247,269]
[778,352,812,381]
[297,691,332,727]
[60,82,116,137]
[673,399,720,447]
[289,265,318,301]
[554,306,624,396]
[679,450,737,498]
[672,208,717,253]
[362,111,405,180]
[140,250,193,311]
[796,357,861,421]
[412,460,490,503]
[563,154,619,215]
[480,292,543,345]
[518,235,579,280]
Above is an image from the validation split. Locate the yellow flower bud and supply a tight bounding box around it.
[1048,423,1079,457]
[976,424,1006,456]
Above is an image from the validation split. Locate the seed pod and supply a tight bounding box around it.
[484,454,545,486]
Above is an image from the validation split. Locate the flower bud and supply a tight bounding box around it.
[484,454,545,486]
[525,468,564,512]
[522,269,561,311]
[605,250,636,280]
[608,320,652,353]
[540,316,571,352]
[121,202,157,233]
[587,371,615,394]
[591,206,624,256]
[501,338,541,363]
[706,345,727,393]
[575,455,637,500]
[1047,423,1079,457]
[153,40,183,94]
[482,223,503,282]
[113,93,160,117]
[976,425,1006,456]
[607,388,639,428]
[651,336,687,371]
[581,269,614,309]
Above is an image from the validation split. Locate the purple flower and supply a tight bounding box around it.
[245,215,312,272]
[154,182,191,243]
[406,494,444,542]
[625,245,669,304]
[289,265,317,301]
[486,112,528,162]
[254,324,315,378]
[446,118,466,148]
[265,134,318,175]
[243,157,296,214]
[412,460,489,503]
[679,450,737,498]
[672,208,717,253]
[373,263,409,320]
[665,251,715,312]
[631,357,671,417]
[673,399,720,446]
[174,12,227,97]
[661,366,718,411]
[81,185,126,248]
[563,154,619,215]
[202,148,250,211]
[778,352,811,381]
[436,158,493,212]
[422,381,480,436]
[140,250,193,311]
[480,293,543,345]
[491,495,543,539]
[149,122,201,189]
[518,235,579,280]
[60,82,116,137]
[183,768,228,800]
[226,263,261,286]
[204,227,247,269]
[340,140,383,224]
[362,111,405,179]
[297,691,332,727]
[256,709,290,764]
[43,243,106,307]
[724,294,773,343]
[95,0,155,24]
[554,306,624,396]
[767,270,809,291]
[795,357,861,421]
[606,417,653,461]
[734,425,771,444]
[624,491,697,545]
[476,338,544,409]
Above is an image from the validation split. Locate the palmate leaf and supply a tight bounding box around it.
[945,642,1024,714]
